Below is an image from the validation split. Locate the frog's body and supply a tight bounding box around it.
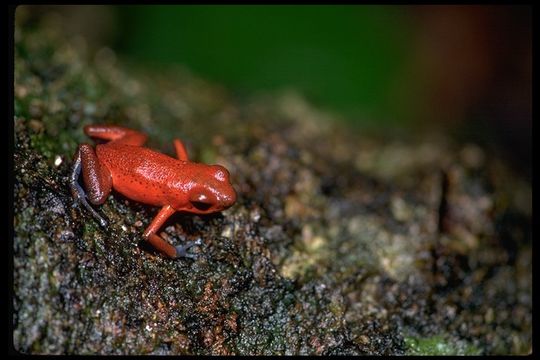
[70,124,236,259]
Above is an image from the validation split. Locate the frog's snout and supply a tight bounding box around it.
[219,186,237,209]
[210,164,237,209]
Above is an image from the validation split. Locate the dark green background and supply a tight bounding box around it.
[113,5,414,127]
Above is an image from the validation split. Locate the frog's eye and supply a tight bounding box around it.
[212,165,230,182]
[189,192,213,211]
[215,170,225,181]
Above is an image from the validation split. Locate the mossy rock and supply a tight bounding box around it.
[13,9,531,355]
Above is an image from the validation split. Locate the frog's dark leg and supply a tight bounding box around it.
[142,205,201,259]
[79,144,112,205]
[70,144,110,228]
[84,125,148,146]
[173,139,189,161]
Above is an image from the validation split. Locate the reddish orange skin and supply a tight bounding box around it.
[96,143,236,213]
[72,124,236,259]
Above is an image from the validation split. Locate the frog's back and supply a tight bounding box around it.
[96,143,190,206]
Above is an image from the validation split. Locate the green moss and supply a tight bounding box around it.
[404,335,481,356]
[15,96,31,118]
[29,133,56,161]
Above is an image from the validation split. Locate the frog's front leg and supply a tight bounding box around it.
[142,205,202,259]
[70,144,112,227]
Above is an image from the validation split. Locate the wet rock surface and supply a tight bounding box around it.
[13,12,531,355]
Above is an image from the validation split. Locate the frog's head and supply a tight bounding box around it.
[184,164,236,214]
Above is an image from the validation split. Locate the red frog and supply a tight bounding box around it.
[70,124,236,259]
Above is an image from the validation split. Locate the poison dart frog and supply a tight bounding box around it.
[70,124,236,259]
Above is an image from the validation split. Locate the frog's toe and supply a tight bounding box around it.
[174,238,203,259]
[97,217,108,228]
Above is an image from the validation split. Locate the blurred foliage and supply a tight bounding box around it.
[112,5,414,127]
[14,5,531,177]
[109,5,531,178]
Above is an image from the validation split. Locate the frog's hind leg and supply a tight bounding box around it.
[70,144,112,227]
[84,125,148,146]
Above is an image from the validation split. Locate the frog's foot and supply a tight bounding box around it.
[71,182,109,228]
[174,238,203,259]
